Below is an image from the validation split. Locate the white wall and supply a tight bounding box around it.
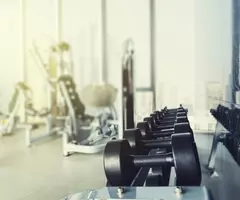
[0,0,233,126]
[25,0,57,110]
[154,0,232,129]
[62,0,102,88]
[0,0,21,113]
[155,0,195,114]
[194,0,232,113]
[106,0,153,120]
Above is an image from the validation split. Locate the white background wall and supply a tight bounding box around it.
[155,0,195,114]
[194,0,232,113]
[0,0,233,126]
[0,0,21,113]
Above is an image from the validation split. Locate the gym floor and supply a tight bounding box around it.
[0,130,240,200]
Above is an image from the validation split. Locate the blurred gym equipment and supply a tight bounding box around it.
[0,81,65,147]
[58,75,118,156]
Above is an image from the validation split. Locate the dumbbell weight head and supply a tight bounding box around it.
[125,125,194,154]
[162,106,187,114]
[136,121,192,140]
[104,132,201,186]
[151,112,187,124]
[151,113,188,125]
[162,105,183,112]
[137,121,201,176]
[143,116,189,134]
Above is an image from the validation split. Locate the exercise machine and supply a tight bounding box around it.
[0,81,65,147]
[58,75,118,156]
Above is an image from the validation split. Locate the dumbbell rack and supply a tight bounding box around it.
[104,105,203,188]
[61,105,212,200]
[62,186,212,200]
[207,104,240,172]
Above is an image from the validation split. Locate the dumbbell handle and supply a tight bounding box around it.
[156,124,174,129]
[133,154,174,167]
[152,131,173,137]
[143,140,171,148]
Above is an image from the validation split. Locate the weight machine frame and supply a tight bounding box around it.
[207,121,229,172]
[58,80,118,156]
[0,82,64,147]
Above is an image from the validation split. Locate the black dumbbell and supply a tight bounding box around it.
[136,121,201,169]
[162,105,184,113]
[104,132,202,186]
[125,125,194,154]
[144,115,188,132]
[162,105,187,114]
[150,113,188,126]
[137,120,192,140]
[155,110,187,121]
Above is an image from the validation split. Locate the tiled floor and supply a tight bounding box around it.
[0,130,240,200]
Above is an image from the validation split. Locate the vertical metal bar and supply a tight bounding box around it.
[90,23,95,82]
[232,0,240,106]
[56,0,63,76]
[56,0,62,44]
[20,0,27,122]
[101,0,108,82]
[149,0,156,110]
[55,0,63,114]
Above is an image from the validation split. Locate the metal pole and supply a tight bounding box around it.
[232,0,237,105]
[20,0,27,122]
[149,0,156,110]
[56,0,62,44]
[101,0,108,82]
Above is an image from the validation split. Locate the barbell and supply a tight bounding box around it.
[103,132,202,186]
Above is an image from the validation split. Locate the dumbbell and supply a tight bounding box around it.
[126,123,194,153]
[150,112,188,126]
[155,109,187,121]
[136,120,200,167]
[137,120,191,140]
[104,132,202,186]
[154,108,187,120]
[162,105,187,114]
[124,124,194,186]
[123,122,197,186]
[134,122,198,186]
[144,115,188,133]
[162,105,184,113]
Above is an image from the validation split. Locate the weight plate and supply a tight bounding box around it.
[171,132,201,186]
[143,117,154,130]
[137,121,151,139]
[124,128,145,155]
[103,139,136,186]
